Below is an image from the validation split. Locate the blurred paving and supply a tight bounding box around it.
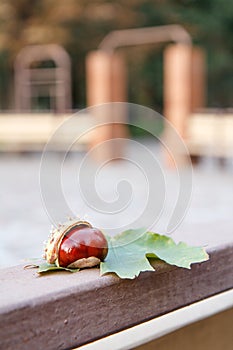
[1,144,233,268]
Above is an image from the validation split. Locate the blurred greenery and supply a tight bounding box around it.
[0,0,232,110]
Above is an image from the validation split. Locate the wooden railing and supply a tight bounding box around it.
[0,240,233,350]
[186,111,233,158]
[1,111,233,158]
[0,113,92,152]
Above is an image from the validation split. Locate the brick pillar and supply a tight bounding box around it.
[86,51,111,106]
[86,50,127,161]
[164,44,192,138]
[163,44,192,166]
[191,47,206,112]
[86,50,127,105]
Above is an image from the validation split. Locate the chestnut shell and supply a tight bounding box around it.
[45,220,108,269]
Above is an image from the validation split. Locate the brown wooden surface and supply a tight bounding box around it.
[0,243,233,350]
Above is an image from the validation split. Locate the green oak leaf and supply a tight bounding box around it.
[100,229,209,279]
[37,262,79,274]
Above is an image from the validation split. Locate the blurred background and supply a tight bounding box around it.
[0,0,233,267]
[0,0,232,110]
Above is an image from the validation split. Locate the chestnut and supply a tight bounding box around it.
[45,220,108,269]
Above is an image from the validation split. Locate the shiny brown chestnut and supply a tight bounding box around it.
[44,220,108,269]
